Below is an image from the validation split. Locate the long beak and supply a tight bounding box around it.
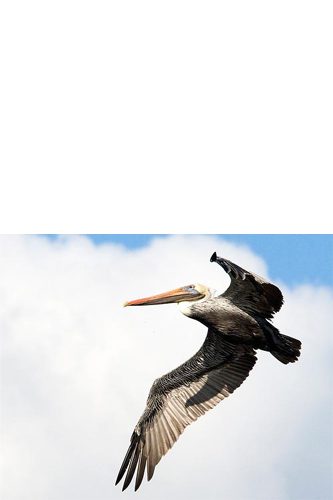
[124,286,198,307]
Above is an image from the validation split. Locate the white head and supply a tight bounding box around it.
[176,284,214,316]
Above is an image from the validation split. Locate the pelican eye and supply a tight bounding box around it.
[185,285,197,293]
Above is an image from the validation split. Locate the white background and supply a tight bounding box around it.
[0,0,332,233]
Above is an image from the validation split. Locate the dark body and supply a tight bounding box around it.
[116,253,301,491]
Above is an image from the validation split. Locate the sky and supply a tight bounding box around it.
[44,234,333,287]
[1,234,333,500]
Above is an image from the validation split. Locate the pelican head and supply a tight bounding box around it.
[124,283,210,307]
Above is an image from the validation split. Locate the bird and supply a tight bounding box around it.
[115,252,301,491]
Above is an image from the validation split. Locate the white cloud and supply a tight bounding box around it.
[1,235,332,500]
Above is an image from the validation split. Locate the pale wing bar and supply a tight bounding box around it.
[116,332,257,491]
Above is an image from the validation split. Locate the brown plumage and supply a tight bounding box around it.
[116,252,301,491]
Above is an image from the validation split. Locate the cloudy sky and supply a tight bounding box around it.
[1,234,332,500]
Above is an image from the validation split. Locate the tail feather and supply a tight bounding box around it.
[271,334,301,364]
[257,317,302,364]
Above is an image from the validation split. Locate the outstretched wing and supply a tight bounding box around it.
[210,252,283,319]
[115,329,257,491]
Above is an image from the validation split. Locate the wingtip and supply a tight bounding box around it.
[210,251,217,263]
[115,473,122,486]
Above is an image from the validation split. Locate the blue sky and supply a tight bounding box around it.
[43,234,333,288]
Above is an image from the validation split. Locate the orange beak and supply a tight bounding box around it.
[124,286,202,307]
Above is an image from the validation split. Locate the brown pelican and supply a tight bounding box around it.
[116,252,301,491]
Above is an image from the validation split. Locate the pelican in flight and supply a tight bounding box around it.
[116,253,301,491]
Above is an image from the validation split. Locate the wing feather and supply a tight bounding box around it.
[116,330,257,490]
[134,449,146,491]
[210,252,284,319]
[122,442,140,491]
[146,429,156,481]
[115,433,138,487]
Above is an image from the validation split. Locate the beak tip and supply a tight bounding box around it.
[123,301,129,307]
